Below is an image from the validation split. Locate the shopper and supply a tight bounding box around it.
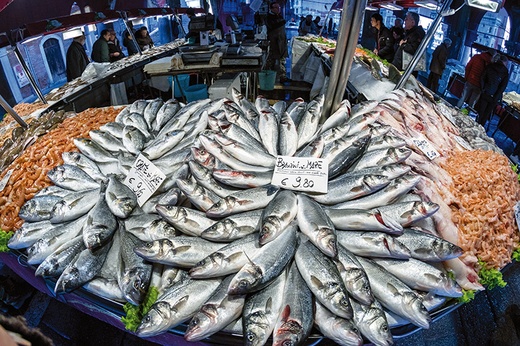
[426,38,452,94]
[456,48,496,109]
[66,33,89,81]
[370,13,394,62]
[475,54,509,126]
[298,14,317,36]
[135,26,154,51]
[313,16,322,32]
[107,30,124,62]
[91,29,111,63]
[265,1,289,83]
[391,12,425,71]
[123,30,139,55]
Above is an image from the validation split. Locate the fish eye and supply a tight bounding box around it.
[341,298,349,307]
[239,280,249,288]
[145,242,153,248]
[143,315,151,323]
[133,280,140,289]
[382,324,389,332]
[190,317,200,326]
[352,327,359,333]
[246,332,256,342]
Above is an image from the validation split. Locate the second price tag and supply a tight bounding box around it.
[271,156,328,194]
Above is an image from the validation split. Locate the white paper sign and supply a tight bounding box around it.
[271,156,328,193]
[124,154,166,206]
[411,136,440,160]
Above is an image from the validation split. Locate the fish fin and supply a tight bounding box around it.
[310,275,324,289]
[226,252,243,263]
[386,283,400,297]
[350,186,364,193]
[173,295,190,312]
[174,245,192,254]
[265,297,273,315]
[107,191,118,200]
[280,305,291,322]
[413,247,432,255]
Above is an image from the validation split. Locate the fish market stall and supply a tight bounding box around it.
[0,77,519,346]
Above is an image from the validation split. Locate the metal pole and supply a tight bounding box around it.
[394,0,452,90]
[331,0,367,110]
[120,11,143,55]
[321,0,357,122]
[0,93,28,129]
[12,45,47,104]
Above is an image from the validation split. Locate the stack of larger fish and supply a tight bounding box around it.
[9,88,472,346]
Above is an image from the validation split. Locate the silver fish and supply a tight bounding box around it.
[348,147,412,172]
[33,185,72,198]
[35,235,86,278]
[157,98,212,137]
[297,194,337,257]
[157,267,190,299]
[337,231,411,259]
[134,237,226,268]
[349,163,412,181]
[278,112,299,156]
[118,227,153,305]
[8,220,56,249]
[136,278,222,337]
[219,122,266,154]
[311,173,390,205]
[314,301,363,346]
[286,98,307,127]
[375,201,439,227]
[259,190,297,245]
[258,109,279,156]
[142,130,186,160]
[155,163,190,194]
[144,98,164,129]
[295,136,325,158]
[334,244,374,305]
[243,268,287,346]
[320,99,351,134]
[350,298,393,346]
[214,132,276,168]
[126,218,178,242]
[19,195,62,222]
[83,190,118,250]
[366,134,407,152]
[200,209,262,242]
[224,103,262,142]
[122,112,151,138]
[54,241,110,294]
[156,205,217,237]
[296,95,323,148]
[105,175,137,218]
[185,275,246,341]
[295,237,352,319]
[324,208,403,234]
[83,277,125,302]
[228,223,297,295]
[128,99,148,114]
[176,178,220,212]
[99,122,124,139]
[212,169,273,188]
[272,260,313,346]
[328,134,371,179]
[189,161,237,198]
[349,100,379,120]
[397,227,462,262]
[357,257,431,329]
[73,138,118,163]
[346,110,381,135]
[154,100,181,132]
[372,258,462,297]
[331,173,422,210]
[206,185,280,218]
[62,152,107,183]
[47,164,100,191]
[232,88,260,127]
[89,129,126,153]
[190,233,261,278]
[122,125,147,155]
[27,215,86,265]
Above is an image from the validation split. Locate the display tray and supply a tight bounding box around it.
[2,249,463,345]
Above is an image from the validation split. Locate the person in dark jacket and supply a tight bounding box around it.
[370,13,394,62]
[91,29,111,63]
[135,26,154,51]
[456,48,495,109]
[391,12,425,71]
[298,14,317,36]
[122,30,139,55]
[265,1,289,83]
[107,29,124,62]
[66,34,89,81]
[475,54,509,126]
[426,38,451,94]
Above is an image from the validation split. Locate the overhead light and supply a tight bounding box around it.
[63,28,84,40]
[87,24,97,32]
[380,2,404,10]
[132,19,144,26]
[366,5,379,10]
[22,35,43,44]
[415,0,439,9]
[465,0,501,12]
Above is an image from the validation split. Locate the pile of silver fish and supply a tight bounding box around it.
[9,88,475,346]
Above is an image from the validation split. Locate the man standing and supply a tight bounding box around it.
[370,13,394,62]
[456,48,495,109]
[66,33,89,81]
[427,38,452,94]
[391,12,425,71]
[475,54,509,126]
[91,29,111,63]
[108,30,124,62]
[298,14,317,36]
[265,1,289,83]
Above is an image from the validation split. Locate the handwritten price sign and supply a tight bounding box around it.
[271,156,328,193]
[124,154,166,206]
[411,136,440,160]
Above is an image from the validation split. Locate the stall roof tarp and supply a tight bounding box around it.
[0,0,14,13]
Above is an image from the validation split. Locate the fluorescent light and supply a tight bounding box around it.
[465,0,500,12]
[366,5,379,10]
[22,35,43,44]
[415,0,439,9]
[103,19,119,24]
[132,19,144,26]
[87,24,97,31]
[380,3,404,10]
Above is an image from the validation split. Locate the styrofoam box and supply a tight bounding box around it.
[208,73,242,100]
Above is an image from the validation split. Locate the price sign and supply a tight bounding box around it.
[124,154,166,206]
[271,156,328,193]
[411,136,440,160]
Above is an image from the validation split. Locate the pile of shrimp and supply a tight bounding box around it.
[0,107,120,232]
[442,150,520,269]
